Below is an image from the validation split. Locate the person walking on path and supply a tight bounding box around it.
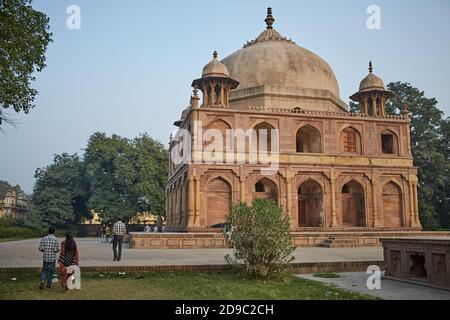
[38,227,60,290]
[105,223,111,243]
[156,215,164,232]
[112,216,126,261]
[58,233,79,290]
[100,223,107,243]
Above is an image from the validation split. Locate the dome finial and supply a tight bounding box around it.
[265,7,275,29]
[369,61,373,73]
[213,50,218,59]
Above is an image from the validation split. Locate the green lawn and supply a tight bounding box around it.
[0,272,378,300]
[0,238,29,243]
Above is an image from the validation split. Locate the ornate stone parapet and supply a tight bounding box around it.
[381,237,450,290]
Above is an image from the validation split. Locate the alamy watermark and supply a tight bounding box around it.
[367,5,381,30]
[66,5,81,30]
[170,121,280,174]
[366,265,382,290]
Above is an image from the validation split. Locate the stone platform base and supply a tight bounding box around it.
[129,231,450,249]
[130,232,227,249]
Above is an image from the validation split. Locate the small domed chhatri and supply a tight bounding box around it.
[350,62,394,116]
[359,62,385,91]
[191,51,239,108]
[202,51,230,78]
[163,7,422,243]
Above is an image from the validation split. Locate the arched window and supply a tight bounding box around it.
[382,182,402,227]
[253,122,276,153]
[341,180,365,227]
[206,177,232,227]
[381,130,398,155]
[204,119,232,150]
[255,181,265,192]
[254,178,278,204]
[298,180,323,227]
[340,127,362,154]
[296,125,322,153]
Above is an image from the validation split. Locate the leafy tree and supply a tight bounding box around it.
[131,134,169,215]
[0,0,52,126]
[84,133,135,222]
[31,153,90,227]
[84,132,168,223]
[225,199,295,279]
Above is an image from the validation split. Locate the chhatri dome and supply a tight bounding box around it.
[358,61,386,92]
[202,51,230,78]
[220,8,342,110]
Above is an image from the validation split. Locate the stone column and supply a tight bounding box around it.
[409,182,415,227]
[286,178,292,218]
[220,83,225,106]
[413,183,420,227]
[187,176,195,227]
[240,177,246,203]
[195,176,201,226]
[330,169,338,227]
[180,182,186,229]
[372,178,379,227]
[175,184,181,229]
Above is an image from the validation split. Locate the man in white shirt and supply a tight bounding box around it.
[112,216,126,261]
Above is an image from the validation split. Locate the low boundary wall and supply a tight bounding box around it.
[0,260,384,275]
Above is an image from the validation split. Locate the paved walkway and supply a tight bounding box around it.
[0,238,382,268]
[298,272,450,300]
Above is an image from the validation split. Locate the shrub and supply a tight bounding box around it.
[0,216,47,239]
[0,225,45,239]
[225,199,296,279]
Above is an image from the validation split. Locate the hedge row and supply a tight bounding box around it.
[0,226,46,239]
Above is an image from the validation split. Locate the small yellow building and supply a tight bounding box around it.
[0,189,28,219]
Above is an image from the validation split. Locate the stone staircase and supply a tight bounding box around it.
[319,237,360,248]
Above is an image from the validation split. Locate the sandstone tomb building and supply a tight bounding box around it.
[165,8,421,234]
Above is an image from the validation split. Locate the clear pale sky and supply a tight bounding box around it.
[1,0,450,193]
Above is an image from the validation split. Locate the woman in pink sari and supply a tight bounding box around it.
[58,233,79,290]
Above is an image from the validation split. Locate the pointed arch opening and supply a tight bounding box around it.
[340,127,362,154]
[298,180,324,227]
[296,125,322,153]
[341,180,366,227]
[206,177,232,227]
[382,181,403,227]
[381,130,399,155]
[254,177,278,204]
[204,119,232,154]
[253,122,276,153]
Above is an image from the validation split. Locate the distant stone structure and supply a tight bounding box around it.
[165,8,421,233]
[382,238,450,290]
[0,189,28,218]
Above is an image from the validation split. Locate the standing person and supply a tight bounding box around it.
[38,227,60,290]
[105,223,111,243]
[156,215,163,232]
[58,233,79,290]
[100,223,107,243]
[112,216,126,261]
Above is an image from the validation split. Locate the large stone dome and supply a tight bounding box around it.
[222,40,340,98]
[221,8,340,99]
